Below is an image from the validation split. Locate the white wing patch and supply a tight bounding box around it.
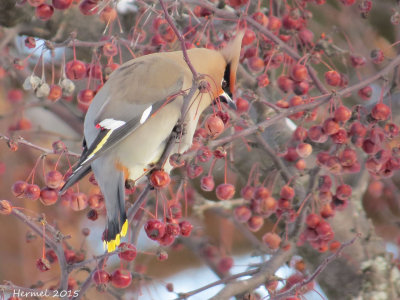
[140,105,152,124]
[98,118,126,130]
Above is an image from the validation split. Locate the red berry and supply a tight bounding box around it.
[293,126,307,141]
[331,129,348,144]
[28,0,45,6]
[179,220,193,237]
[322,118,340,135]
[339,148,357,167]
[157,250,169,261]
[336,184,352,200]
[36,258,51,272]
[290,64,308,82]
[150,170,171,188]
[350,54,366,68]
[277,75,293,93]
[227,0,249,8]
[252,11,269,26]
[7,89,23,103]
[70,192,88,211]
[103,43,118,57]
[144,219,165,240]
[40,187,58,206]
[200,175,215,191]
[241,185,254,201]
[296,143,312,158]
[334,105,352,123]
[324,70,341,86]
[65,60,87,80]
[261,196,277,214]
[35,4,54,20]
[45,249,58,263]
[52,0,72,9]
[308,125,328,143]
[280,185,295,200]
[316,221,333,240]
[77,89,95,105]
[254,187,270,201]
[168,203,182,219]
[262,232,281,250]
[268,16,282,31]
[257,74,270,87]
[216,183,235,201]
[358,86,373,100]
[166,223,180,236]
[205,115,225,137]
[47,84,62,102]
[292,81,309,95]
[284,147,300,162]
[93,269,110,284]
[235,97,249,113]
[24,37,36,49]
[371,103,390,121]
[242,29,256,46]
[12,180,28,197]
[320,203,335,218]
[166,283,174,292]
[217,256,233,273]
[276,99,289,109]
[349,122,367,137]
[111,269,132,288]
[295,159,306,170]
[383,123,398,138]
[340,0,356,5]
[234,205,252,223]
[45,170,63,189]
[118,243,137,261]
[100,6,117,23]
[159,233,175,246]
[247,215,264,232]
[24,184,41,201]
[329,240,341,252]
[79,0,98,15]
[318,175,332,192]
[306,213,320,229]
[87,209,98,221]
[362,139,379,154]
[299,28,314,45]
[247,57,265,73]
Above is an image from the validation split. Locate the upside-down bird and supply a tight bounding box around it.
[60,32,244,252]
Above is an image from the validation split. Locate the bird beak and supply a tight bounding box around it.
[219,92,237,110]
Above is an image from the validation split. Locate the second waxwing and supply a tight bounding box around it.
[60,31,244,252]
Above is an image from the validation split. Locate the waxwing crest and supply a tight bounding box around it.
[219,31,244,97]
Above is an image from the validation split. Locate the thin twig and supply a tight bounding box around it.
[0,133,80,157]
[271,234,361,300]
[159,0,199,80]
[175,267,260,299]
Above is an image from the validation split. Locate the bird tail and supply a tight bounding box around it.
[92,159,128,252]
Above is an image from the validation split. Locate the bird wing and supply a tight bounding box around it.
[60,55,187,193]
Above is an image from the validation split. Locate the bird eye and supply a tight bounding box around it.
[221,79,227,89]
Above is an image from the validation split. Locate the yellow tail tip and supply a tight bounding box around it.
[105,220,129,252]
[107,240,116,252]
[121,219,128,237]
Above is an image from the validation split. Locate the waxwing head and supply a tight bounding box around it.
[187,31,243,110]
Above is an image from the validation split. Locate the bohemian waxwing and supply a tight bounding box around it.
[60,32,244,252]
